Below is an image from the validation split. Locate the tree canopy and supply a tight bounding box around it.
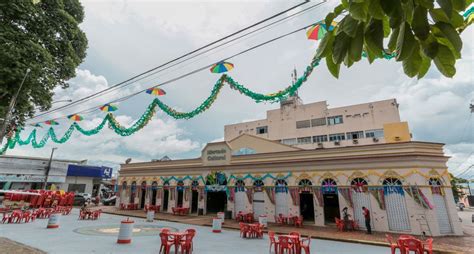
[0,0,88,141]
[316,0,473,79]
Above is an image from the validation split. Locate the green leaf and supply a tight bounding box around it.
[452,0,466,11]
[326,52,340,78]
[341,15,359,37]
[388,27,400,51]
[396,22,417,61]
[383,16,391,37]
[349,23,365,61]
[417,54,432,79]
[344,53,355,67]
[341,0,350,9]
[415,0,435,9]
[436,0,453,18]
[380,0,403,17]
[316,31,335,58]
[434,22,463,52]
[368,0,385,20]
[429,8,450,23]
[402,0,415,24]
[421,36,440,58]
[349,1,369,22]
[332,32,352,64]
[450,11,464,28]
[433,44,456,77]
[334,4,345,15]
[412,6,430,40]
[325,12,336,30]
[364,45,377,63]
[364,18,384,57]
[402,44,422,77]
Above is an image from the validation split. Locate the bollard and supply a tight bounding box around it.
[117,218,134,244]
[217,212,225,223]
[258,215,268,228]
[47,212,61,229]
[212,217,222,233]
[146,210,155,222]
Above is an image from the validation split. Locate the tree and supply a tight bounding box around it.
[0,0,88,143]
[316,0,473,79]
[450,173,468,201]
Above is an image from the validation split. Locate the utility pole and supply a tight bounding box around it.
[0,68,31,144]
[43,147,58,190]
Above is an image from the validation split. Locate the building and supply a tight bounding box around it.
[66,164,113,195]
[117,133,462,236]
[224,98,411,149]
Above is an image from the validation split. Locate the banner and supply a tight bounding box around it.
[430,186,444,196]
[312,187,324,207]
[265,187,275,205]
[369,187,385,210]
[404,186,433,209]
[246,188,253,204]
[338,187,353,208]
[289,187,300,206]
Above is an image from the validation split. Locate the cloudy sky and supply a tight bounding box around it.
[6,0,474,177]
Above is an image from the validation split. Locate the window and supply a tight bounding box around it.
[365,129,384,138]
[232,147,257,156]
[329,133,345,141]
[256,126,268,134]
[281,138,297,145]
[311,117,326,127]
[297,136,312,144]
[313,135,328,143]
[327,115,343,125]
[296,120,311,129]
[346,131,364,140]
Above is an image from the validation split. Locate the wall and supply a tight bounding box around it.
[64,176,93,194]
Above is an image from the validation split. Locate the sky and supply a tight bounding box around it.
[6,0,474,178]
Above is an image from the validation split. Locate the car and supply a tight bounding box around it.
[78,193,92,202]
[102,196,116,206]
[73,194,86,206]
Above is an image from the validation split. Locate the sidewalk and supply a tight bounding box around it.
[101,206,473,254]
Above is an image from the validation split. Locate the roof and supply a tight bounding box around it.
[0,154,85,164]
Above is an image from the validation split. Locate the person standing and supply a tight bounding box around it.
[362,206,371,234]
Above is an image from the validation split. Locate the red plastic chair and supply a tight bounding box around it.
[422,238,433,254]
[294,216,303,227]
[335,218,344,232]
[400,238,423,254]
[300,235,311,254]
[159,232,175,254]
[172,207,178,215]
[1,213,12,224]
[268,231,279,254]
[274,215,283,225]
[386,234,402,254]
[278,236,295,254]
[22,211,32,223]
[180,230,196,254]
[239,223,250,238]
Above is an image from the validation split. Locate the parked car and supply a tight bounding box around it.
[102,196,116,206]
[73,194,86,206]
[78,193,92,202]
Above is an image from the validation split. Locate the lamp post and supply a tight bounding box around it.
[43,147,58,190]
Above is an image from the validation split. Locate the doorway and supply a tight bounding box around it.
[191,190,199,213]
[140,182,147,209]
[130,181,137,204]
[384,178,410,231]
[321,178,339,223]
[206,191,227,214]
[163,189,169,211]
[177,190,184,207]
[299,192,315,221]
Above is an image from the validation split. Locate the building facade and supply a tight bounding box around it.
[66,164,113,195]
[224,98,411,149]
[117,134,462,236]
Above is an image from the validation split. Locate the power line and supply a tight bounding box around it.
[28,0,314,121]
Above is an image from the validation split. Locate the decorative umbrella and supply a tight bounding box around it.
[31,123,42,128]
[146,87,166,96]
[45,120,59,125]
[68,114,84,121]
[321,21,338,31]
[306,24,327,40]
[100,103,118,112]
[210,61,234,73]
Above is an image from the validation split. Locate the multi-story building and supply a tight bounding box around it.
[224,97,411,149]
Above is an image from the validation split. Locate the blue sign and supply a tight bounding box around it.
[67,165,113,179]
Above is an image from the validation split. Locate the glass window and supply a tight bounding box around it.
[312,135,328,143]
[281,138,297,145]
[232,147,257,156]
[256,126,268,134]
[311,117,326,127]
[346,131,364,140]
[297,136,312,144]
[327,115,343,125]
[296,120,311,129]
[329,133,345,141]
[365,129,384,138]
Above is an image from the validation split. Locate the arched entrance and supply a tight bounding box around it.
[351,178,370,229]
[130,181,137,205]
[140,181,147,209]
[298,179,314,222]
[234,179,247,214]
[322,178,340,223]
[176,180,184,207]
[429,178,452,234]
[191,180,199,213]
[162,181,170,212]
[253,179,265,219]
[383,177,410,231]
[151,181,158,206]
[206,172,228,214]
[121,182,127,203]
[275,179,289,216]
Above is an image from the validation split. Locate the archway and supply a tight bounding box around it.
[205,172,227,214]
[383,177,410,231]
[298,179,314,222]
[321,178,339,223]
[121,181,127,203]
[151,181,158,206]
[351,177,370,229]
[234,179,247,214]
[429,177,452,234]
[140,181,147,209]
[162,181,170,211]
[176,180,184,207]
[130,181,137,205]
[275,179,289,216]
[191,180,199,213]
[253,179,265,219]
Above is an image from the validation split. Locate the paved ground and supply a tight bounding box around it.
[0,237,45,254]
[101,206,474,254]
[0,208,389,254]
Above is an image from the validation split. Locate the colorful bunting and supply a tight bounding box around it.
[210,61,234,73]
[100,103,118,112]
[44,120,59,125]
[306,24,327,40]
[146,87,166,96]
[67,114,84,121]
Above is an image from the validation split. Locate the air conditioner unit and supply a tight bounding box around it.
[372,137,379,142]
[352,139,359,144]
[334,141,340,146]
[317,143,323,148]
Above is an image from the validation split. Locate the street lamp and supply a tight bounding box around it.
[43,147,58,190]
